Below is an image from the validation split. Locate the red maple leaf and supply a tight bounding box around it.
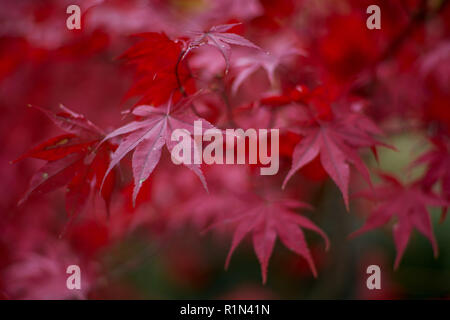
[186,23,261,73]
[412,138,450,222]
[350,174,447,269]
[231,44,304,94]
[121,32,194,106]
[209,195,329,283]
[101,93,215,204]
[282,88,391,209]
[15,105,116,218]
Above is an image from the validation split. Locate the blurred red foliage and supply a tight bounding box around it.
[1,0,449,299]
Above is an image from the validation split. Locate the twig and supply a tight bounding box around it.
[175,50,187,97]
[378,0,448,63]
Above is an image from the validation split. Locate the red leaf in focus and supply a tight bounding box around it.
[101,93,215,205]
[187,23,261,73]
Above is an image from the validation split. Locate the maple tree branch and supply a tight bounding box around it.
[190,101,202,117]
[221,89,237,128]
[174,49,202,117]
[378,0,448,62]
[214,75,237,127]
[175,50,187,97]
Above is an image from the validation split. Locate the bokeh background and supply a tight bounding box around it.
[0,0,449,299]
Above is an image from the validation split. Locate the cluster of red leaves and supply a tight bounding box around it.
[2,0,450,298]
[120,32,193,107]
[14,105,116,221]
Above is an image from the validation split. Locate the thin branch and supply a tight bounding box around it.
[175,50,187,97]
[216,76,237,127]
[378,0,448,63]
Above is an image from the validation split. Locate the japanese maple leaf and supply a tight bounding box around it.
[231,45,304,94]
[186,23,261,73]
[209,196,329,283]
[101,93,214,205]
[350,174,447,269]
[15,105,116,218]
[283,104,389,210]
[412,138,450,222]
[121,32,193,106]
